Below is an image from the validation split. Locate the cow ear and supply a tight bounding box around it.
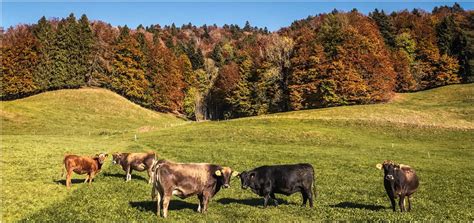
[376,163,383,170]
[215,170,222,176]
[232,171,239,177]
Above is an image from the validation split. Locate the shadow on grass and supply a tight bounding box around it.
[330,202,386,211]
[102,172,148,181]
[54,179,85,186]
[216,198,289,207]
[130,200,197,213]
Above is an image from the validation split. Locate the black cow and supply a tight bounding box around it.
[376,160,419,212]
[238,163,316,207]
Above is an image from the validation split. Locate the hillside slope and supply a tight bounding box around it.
[1,84,473,221]
[0,88,185,135]
[251,83,473,129]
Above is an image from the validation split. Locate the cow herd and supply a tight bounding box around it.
[62,152,419,218]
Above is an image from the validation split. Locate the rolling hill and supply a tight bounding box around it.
[1,84,473,221]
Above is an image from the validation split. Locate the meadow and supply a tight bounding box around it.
[1,84,473,221]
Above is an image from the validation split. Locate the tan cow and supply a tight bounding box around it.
[112,151,156,183]
[63,153,108,189]
[151,159,238,218]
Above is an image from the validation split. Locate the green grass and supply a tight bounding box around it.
[1,85,473,221]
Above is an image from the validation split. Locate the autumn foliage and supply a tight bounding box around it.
[1,4,472,120]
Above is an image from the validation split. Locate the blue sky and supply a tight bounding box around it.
[2,1,473,31]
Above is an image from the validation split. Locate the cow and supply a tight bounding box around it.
[376,160,419,212]
[63,153,108,189]
[238,163,316,208]
[150,159,238,218]
[112,151,156,183]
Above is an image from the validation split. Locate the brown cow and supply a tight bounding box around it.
[63,153,108,189]
[151,159,238,218]
[112,151,156,183]
[376,160,419,212]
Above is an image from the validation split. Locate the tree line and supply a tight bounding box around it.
[1,3,473,120]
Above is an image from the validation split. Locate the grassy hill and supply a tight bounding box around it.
[1,88,184,135]
[1,84,473,221]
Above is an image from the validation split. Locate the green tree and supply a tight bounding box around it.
[33,16,55,91]
[370,9,396,48]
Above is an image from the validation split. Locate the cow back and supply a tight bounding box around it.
[251,163,314,195]
[64,155,98,173]
[154,161,219,197]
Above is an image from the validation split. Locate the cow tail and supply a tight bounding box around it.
[312,168,318,199]
[151,161,161,200]
[61,157,66,178]
[61,166,65,178]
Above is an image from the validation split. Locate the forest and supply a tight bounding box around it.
[1,3,473,120]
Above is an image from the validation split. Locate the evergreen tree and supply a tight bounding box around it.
[33,16,55,91]
[78,14,94,86]
[370,9,396,48]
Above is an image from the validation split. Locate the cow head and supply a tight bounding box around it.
[214,167,239,189]
[376,160,397,182]
[237,171,256,190]
[111,153,123,165]
[94,153,108,164]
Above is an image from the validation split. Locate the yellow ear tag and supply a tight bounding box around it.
[232,171,239,177]
[215,170,222,176]
[376,163,383,170]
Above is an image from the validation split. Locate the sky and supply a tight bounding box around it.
[2,1,474,31]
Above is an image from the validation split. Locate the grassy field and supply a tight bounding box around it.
[1,85,473,221]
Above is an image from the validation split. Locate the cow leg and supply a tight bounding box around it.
[270,193,278,206]
[155,190,162,217]
[125,165,132,182]
[407,195,412,212]
[88,172,95,185]
[197,194,204,213]
[66,169,73,189]
[399,195,406,212]
[308,187,314,208]
[301,190,308,207]
[202,193,210,213]
[162,192,172,218]
[263,194,271,208]
[84,174,90,183]
[126,166,131,182]
[388,194,396,212]
[301,188,313,207]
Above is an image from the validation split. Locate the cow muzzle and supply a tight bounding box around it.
[223,184,230,188]
[385,175,394,181]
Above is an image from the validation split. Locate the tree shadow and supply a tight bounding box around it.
[102,172,148,181]
[54,179,84,186]
[216,198,289,207]
[330,202,386,211]
[129,200,197,213]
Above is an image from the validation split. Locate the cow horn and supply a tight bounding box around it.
[376,163,383,170]
[232,171,239,177]
[215,170,222,176]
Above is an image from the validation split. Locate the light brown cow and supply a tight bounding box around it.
[151,159,238,218]
[112,151,156,183]
[63,153,108,189]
